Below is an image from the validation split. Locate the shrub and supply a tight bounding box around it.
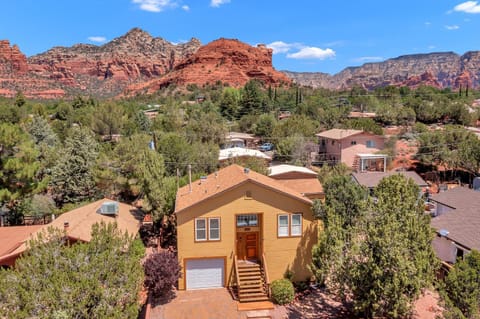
[271,279,295,305]
[144,250,181,299]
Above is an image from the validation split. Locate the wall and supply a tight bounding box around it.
[340,134,385,167]
[176,181,317,289]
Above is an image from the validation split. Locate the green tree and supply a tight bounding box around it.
[443,250,480,318]
[219,87,240,120]
[0,222,144,319]
[239,80,267,115]
[91,102,125,139]
[50,127,99,205]
[0,124,41,223]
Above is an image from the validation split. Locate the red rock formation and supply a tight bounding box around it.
[401,71,441,89]
[0,40,28,75]
[125,38,291,95]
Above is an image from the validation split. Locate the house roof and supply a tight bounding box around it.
[315,129,364,140]
[272,178,324,196]
[175,164,312,214]
[226,132,256,141]
[0,225,43,257]
[352,171,428,189]
[219,147,272,162]
[0,199,141,264]
[431,207,480,251]
[268,164,318,177]
[430,186,480,210]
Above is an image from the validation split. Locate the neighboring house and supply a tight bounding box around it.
[268,164,324,200]
[219,147,272,163]
[223,132,257,149]
[352,171,428,192]
[430,187,480,264]
[347,111,376,119]
[175,164,318,302]
[0,199,141,267]
[315,129,386,171]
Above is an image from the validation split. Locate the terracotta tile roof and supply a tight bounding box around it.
[0,225,43,257]
[175,164,312,214]
[352,171,428,189]
[0,199,141,263]
[431,207,480,251]
[315,129,364,140]
[430,187,480,210]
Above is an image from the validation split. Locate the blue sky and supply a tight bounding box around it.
[1,0,479,74]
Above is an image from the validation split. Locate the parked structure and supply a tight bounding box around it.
[175,165,318,303]
[219,147,272,163]
[224,132,257,149]
[315,129,387,171]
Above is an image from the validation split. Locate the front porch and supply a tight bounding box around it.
[353,153,388,172]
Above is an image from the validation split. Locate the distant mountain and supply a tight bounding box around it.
[124,38,291,96]
[0,28,201,98]
[1,29,479,99]
[284,51,480,90]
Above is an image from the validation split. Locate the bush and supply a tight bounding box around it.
[144,250,181,299]
[271,279,295,305]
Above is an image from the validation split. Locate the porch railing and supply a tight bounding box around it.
[261,253,270,297]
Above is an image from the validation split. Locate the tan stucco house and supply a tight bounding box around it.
[315,129,387,171]
[175,164,318,302]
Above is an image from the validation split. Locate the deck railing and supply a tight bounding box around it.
[261,253,270,297]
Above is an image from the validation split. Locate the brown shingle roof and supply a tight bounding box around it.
[175,164,312,214]
[315,129,364,140]
[430,187,480,210]
[352,171,428,189]
[431,207,480,251]
[272,178,324,196]
[0,199,141,263]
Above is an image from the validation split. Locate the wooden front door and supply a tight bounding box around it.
[236,232,258,260]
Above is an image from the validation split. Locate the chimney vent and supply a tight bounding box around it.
[64,221,69,231]
[244,167,250,174]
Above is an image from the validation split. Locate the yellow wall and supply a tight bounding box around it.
[176,181,318,290]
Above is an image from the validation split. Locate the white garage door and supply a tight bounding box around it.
[186,258,224,289]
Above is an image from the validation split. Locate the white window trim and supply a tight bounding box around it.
[195,218,207,242]
[291,213,302,237]
[278,214,290,237]
[209,217,221,241]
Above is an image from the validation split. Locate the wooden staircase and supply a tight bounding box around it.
[235,258,270,303]
[352,155,361,172]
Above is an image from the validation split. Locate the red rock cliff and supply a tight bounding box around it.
[125,38,292,95]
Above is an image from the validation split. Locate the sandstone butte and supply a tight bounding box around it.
[124,38,292,96]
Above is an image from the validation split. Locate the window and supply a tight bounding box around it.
[351,140,357,145]
[195,218,207,241]
[366,140,376,148]
[291,214,302,236]
[237,215,258,227]
[278,214,303,237]
[209,218,220,240]
[195,217,221,242]
[278,215,289,237]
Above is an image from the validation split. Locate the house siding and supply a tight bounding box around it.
[340,134,385,167]
[176,181,317,290]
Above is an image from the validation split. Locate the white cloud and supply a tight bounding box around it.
[352,56,384,63]
[428,45,436,49]
[88,36,107,43]
[287,47,336,60]
[182,5,190,11]
[454,1,480,13]
[424,21,431,26]
[445,24,460,30]
[132,0,177,12]
[210,0,230,7]
[266,41,300,54]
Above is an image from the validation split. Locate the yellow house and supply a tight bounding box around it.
[175,164,318,302]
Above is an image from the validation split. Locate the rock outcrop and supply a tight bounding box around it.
[125,38,291,95]
[286,51,480,90]
[0,28,201,98]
